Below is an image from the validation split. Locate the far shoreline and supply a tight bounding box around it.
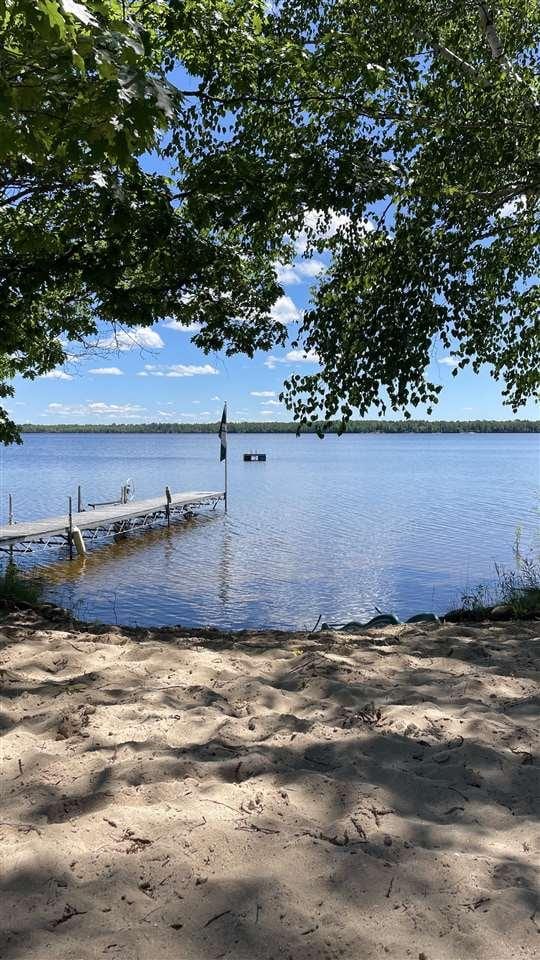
[15,417,540,435]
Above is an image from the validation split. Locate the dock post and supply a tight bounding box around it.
[165,486,171,527]
[8,494,13,563]
[77,485,83,513]
[68,496,73,560]
[224,401,228,514]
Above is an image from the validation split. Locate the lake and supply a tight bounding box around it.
[0,432,538,629]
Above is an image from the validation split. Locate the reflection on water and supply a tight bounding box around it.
[0,432,537,628]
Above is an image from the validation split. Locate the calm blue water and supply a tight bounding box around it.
[0,432,538,628]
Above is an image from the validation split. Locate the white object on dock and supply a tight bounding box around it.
[71,526,86,557]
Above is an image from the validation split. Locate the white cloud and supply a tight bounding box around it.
[162,319,202,334]
[438,356,459,367]
[87,402,144,416]
[88,367,123,376]
[276,259,326,286]
[295,209,349,254]
[498,196,525,218]
[251,390,276,398]
[297,259,325,278]
[40,370,73,381]
[46,401,145,418]
[98,326,164,351]
[295,209,374,254]
[286,349,320,363]
[276,263,300,285]
[262,399,282,406]
[264,348,320,370]
[270,295,302,325]
[141,363,219,378]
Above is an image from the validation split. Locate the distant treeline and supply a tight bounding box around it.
[19,419,540,434]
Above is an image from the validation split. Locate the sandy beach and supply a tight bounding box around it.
[1,608,538,960]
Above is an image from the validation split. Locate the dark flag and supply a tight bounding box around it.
[218,404,227,462]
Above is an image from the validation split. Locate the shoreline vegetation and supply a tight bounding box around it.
[17,418,540,435]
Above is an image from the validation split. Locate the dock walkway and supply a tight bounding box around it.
[0,490,224,555]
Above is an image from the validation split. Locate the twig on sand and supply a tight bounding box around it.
[47,904,87,929]
[199,798,239,814]
[142,905,162,922]
[463,897,491,911]
[0,820,41,834]
[370,807,393,827]
[189,817,207,830]
[448,785,469,802]
[204,909,231,928]
[236,819,280,835]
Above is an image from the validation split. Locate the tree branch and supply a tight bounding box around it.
[475,1,504,61]
[433,42,488,85]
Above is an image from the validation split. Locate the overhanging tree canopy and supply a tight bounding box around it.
[1,0,538,441]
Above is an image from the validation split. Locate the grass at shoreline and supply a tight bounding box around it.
[0,562,43,607]
[460,530,540,620]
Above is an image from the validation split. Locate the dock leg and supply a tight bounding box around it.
[8,494,13,563]
[68,496,73,560]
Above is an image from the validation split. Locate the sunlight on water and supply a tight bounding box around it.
[0,432,538,628]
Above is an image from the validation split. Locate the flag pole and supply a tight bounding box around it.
[224,401,228,513]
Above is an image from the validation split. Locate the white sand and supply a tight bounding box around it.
[1,610,538,959]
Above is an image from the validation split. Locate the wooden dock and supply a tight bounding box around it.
[0,490,224,556]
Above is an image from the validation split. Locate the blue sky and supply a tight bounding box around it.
[10,253,538,425]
